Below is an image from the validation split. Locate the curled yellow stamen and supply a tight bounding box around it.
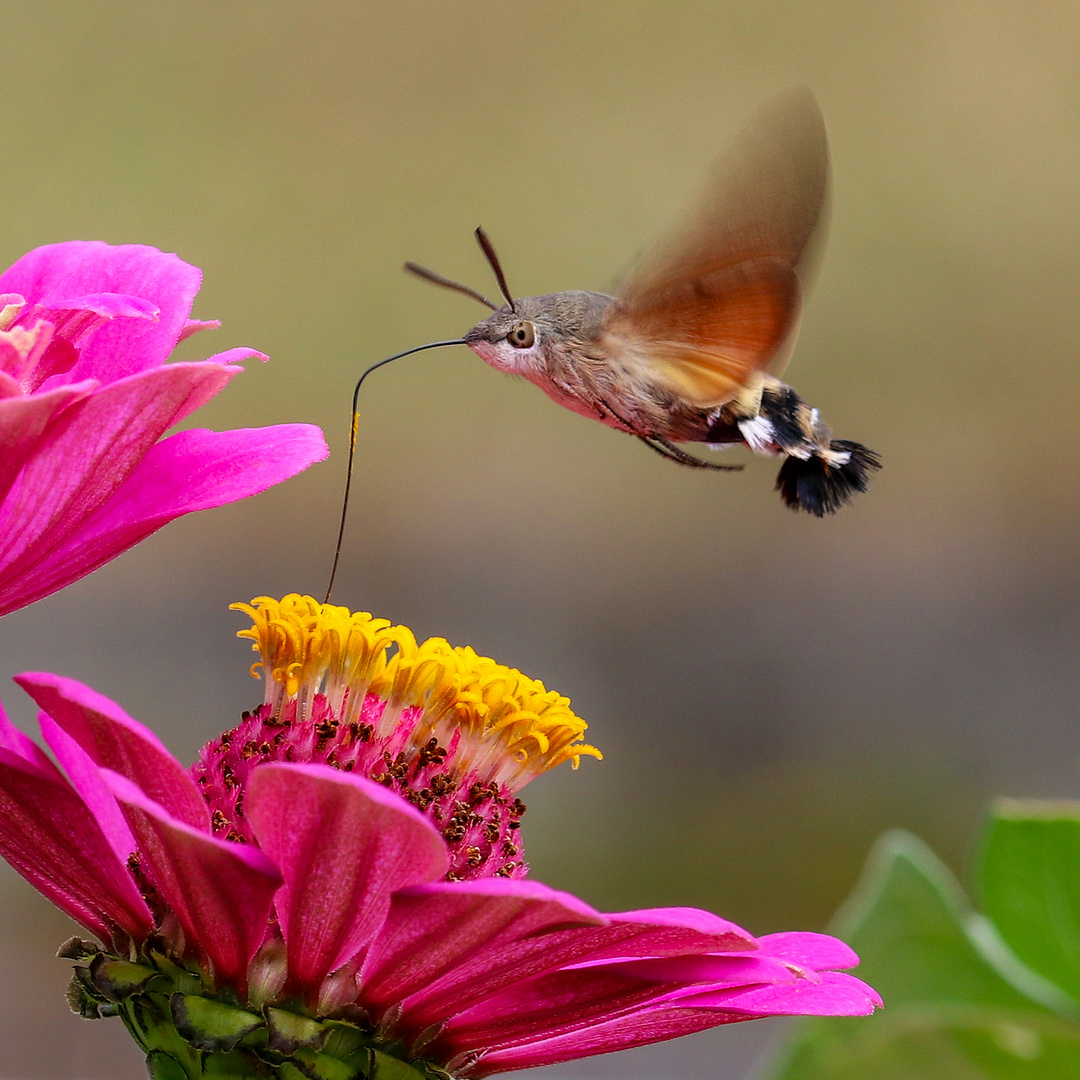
[232,595,601,785]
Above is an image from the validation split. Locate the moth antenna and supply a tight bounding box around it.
[404,261,497,311]
[474,227,517,313]
[324,338,466,604]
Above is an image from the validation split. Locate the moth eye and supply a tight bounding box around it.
[507,321,536,349]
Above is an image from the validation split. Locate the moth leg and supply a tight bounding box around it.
[638,435,744,472]
[593,396,640,435]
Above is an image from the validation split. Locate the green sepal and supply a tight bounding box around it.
[201,1047,274,1079]
[320,1020,369,1064]
[57,936,103,962]
[265,1006,329,1054]
[67,968,109,1019]
[145,1050,192,1080]
[170,993,265,1053]
[90,954,159,1001]
[370,1050,433,1080]
[145,940,207,997]
[278,1064,313,1080]
[122,994,205,1074]
[291,1046,362,1080]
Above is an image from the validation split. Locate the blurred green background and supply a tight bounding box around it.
[2,2,1079,1077]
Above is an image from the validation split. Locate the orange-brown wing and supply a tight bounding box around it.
[605,87,829,409]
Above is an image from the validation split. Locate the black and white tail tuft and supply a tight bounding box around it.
[775,440,881,517]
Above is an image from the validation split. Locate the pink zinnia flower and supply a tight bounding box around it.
[0,242,328,616]
[0,596,879,1079]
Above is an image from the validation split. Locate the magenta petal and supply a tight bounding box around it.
[0,419,326,616]
[29,293,160,379]
[461,1005,747,1076]
[104,770,281,987]
[393,901,757,1031]
[0,242,202,382]
[0,748,152,942]
[246,764,448,988]
[73,422,329,522]
[444,967,880,1076]
[432,965,686,1065]
[361,878,607,1015]
[163,354,265,429]
[570,953,798,986]
[558,906,757,966]
[605,907,755,949]
[178,319,221,342]
[44,291,158,318]
[436,954,797,1054]
[16,673,208,831]
[684,970,882,1015]
[0,695,62,779]
[0,362,236,582]
[39,713,136,864]
[0,382,93,504]
[755,930,860,971]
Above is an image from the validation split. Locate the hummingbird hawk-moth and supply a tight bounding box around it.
[408,86,879,516]
[324,88,879,600]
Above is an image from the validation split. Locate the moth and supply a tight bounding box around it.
[407,86,879,517]
[325,89,880,600]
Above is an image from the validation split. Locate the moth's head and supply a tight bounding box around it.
[406,228,608,374]
[463,299,551,374]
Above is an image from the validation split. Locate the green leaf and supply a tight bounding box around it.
[979,800,1080,1009]
[772,1007,1080,1080]
[762,830,1080,1080]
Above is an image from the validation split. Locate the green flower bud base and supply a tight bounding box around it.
[60,939,451,1080]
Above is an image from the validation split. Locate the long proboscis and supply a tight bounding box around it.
[324,339,466,604]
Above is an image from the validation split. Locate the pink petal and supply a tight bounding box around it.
[431,966,691,1068]
[683,969,882,1016]
[604,906,755,952]
[76,421,328,520]
[0,422,328,615]
[0,242,202,383]
[361,878,607,1015]
[0,382,94,504]
[395,901,757,1031]
[459,1006,747,1076]
[0,748,152,942]
[39,713,136,864]
[447,972,879,1076]
[26,293,161,390]
[158,353,266,432]
[566,953,799,985]
[0,362,237,585]
[104,770,281,988]
[0,694,62,779]
[755,930,860,971]
[178,319,221,343]
[246,764,448,990]
[433,953,804,1055]
[15,673,208,831]
[42,292,159,321]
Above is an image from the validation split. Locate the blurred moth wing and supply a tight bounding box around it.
[603,86,830,410]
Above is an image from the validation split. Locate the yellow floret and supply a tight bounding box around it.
[232,595,601,780]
